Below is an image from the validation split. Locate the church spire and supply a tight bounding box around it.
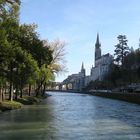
[81,62,84,70]
[81,62,85,76]
[95,33,101,61]
[95,33,101,48]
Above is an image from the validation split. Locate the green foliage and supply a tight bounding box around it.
[85,35,140,91]
[123,49,140,82]
[12,47,39,91]
[114,35,130,66]
[84,80,112,91]
[0,0,55,100]
[18,24,53,67]
[109,39,140,88]
[0,0,67,101]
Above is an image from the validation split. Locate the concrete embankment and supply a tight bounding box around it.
[89,92,140,104]
[46,90,82,93]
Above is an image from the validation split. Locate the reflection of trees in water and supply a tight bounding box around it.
[0,101,57,140]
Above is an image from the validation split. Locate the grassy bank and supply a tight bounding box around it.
[16,96,43,105]
[0,95,46,112]
[0,101,22,112]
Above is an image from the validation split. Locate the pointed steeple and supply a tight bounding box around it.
[95,33,101,61]
[95,33,101,48]
[81,62,85,77]
[81,62,84,70]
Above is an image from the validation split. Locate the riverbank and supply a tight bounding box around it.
[89,91,140,104]
[0,101,22,112]
[0,95,48,112]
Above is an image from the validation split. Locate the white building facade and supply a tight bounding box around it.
[84,34,113,85]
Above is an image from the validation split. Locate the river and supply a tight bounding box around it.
[0,92,140,140]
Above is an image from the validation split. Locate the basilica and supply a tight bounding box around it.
[62,34,113,91]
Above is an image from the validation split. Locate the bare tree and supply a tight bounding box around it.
[46,39,68,74]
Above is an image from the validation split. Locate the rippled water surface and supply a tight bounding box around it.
[0,92,140,140]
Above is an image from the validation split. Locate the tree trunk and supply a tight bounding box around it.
[20,88,23,98]
[15,88,18,100]
[2,87,5,101]
[40,84,42,93]
[5,85,7,95]
[35,78,45,97]
[28,84,31,96]
[9,81,13,101]
[9,63,13,101]
[42,82,46,96]
[0,87,2,102]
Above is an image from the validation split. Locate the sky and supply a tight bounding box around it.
[20,0,140,82]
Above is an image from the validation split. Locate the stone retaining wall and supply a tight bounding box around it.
[90,92,140,104]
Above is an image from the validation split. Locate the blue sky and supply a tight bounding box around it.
[20,0,140,82]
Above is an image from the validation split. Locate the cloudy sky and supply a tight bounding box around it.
[20,0,140,82]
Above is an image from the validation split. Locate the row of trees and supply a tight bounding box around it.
[85,35,140,90]
[0,0,66,101]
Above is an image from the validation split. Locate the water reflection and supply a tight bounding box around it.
[0,92,140,140]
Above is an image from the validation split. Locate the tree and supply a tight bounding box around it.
[0,0,20,23]
[17,24,53,96]
[36,65,54,96]
[122,48,140,84]
[114,35,130,67]
[0,0,67,100]
[0,0,20,101]
[19,24,52,65]
[0,76,7,101]
[34,39,67,96]
[12,47,39,98]
[48,39,67,74]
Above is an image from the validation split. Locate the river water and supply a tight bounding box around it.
[0,92,140,140]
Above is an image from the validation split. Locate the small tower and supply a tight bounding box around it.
[95,33,101,61]
[81,62,85,77]
[79,62,85,91]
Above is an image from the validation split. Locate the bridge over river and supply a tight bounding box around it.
[0,92,140,140]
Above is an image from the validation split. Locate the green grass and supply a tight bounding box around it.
[0,100,22,111]
[16,96,42,105]
[0,95,46,112]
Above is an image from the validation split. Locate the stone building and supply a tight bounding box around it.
[62,34,113,90]
[86,34,113,83]
[62,63,86,91]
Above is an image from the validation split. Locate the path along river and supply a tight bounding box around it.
[0,92,140,140]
